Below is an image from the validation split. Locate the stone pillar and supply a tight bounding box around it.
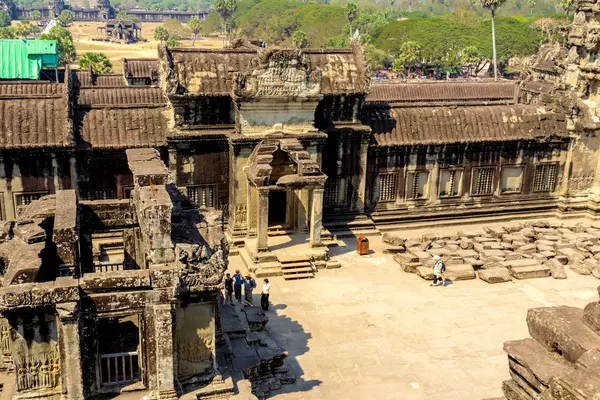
[428,160,440,203]
[168,148,178,185]
[51,152,60,192]
[154,305,177,400]
[257,188,269,252]
[310,187,324,247]
[297,189,309,233]
[69,154,78,193]
[356,137,369,213]
[56,302,84,400]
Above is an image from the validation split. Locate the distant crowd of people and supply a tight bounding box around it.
[223,269,272,311]
[374,70,486,82]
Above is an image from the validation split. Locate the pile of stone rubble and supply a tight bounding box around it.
[485,291,600,400]
[387,221,600,283]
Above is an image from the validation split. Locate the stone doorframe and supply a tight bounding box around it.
[244,136,327,252]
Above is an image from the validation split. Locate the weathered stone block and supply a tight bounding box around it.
[583,302,600,335]
[464,257,484,267]
[393,253,419,264]
[509,265,551,279]
[382,232,405,247]
[479,268,512,283]
[545,259,567,280]
[383,245,406,254]
[569,263,592,275]
[502,258,540,269]
[446,264,475,281]
[527,306,600,363]
[457,249,479,258]
[416,266,434,280]
[540,250,556,259]
[516,244,537,254]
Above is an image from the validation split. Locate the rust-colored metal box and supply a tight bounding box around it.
[357,235,369,255]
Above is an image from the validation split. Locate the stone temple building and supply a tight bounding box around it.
[3,0,600,395]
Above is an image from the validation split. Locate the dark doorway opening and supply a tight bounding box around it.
[269,191,287,226]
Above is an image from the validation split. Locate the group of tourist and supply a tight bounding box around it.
[224,270,272,311]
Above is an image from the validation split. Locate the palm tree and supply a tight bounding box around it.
[480,0,507,81]
[392,41,422,76]
[345,1,358,39]
[291,30,307,48]
[188,17,202,46]
[213,0,237,46]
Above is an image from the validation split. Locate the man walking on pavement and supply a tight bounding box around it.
[244,273,257,305]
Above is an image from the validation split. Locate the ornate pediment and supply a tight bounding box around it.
[233,49,322,102]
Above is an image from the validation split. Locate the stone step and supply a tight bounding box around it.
[255,262,282,278]
[283,272,315,280]
[280,262,311,269]
[502,379,536,400]
[549,364,600,400]
[281,266,313,274]
[504,338,572,394]
[239,248,257,273]
[278,254,310,264]
[527,306,600,363]
[509,265,551,280]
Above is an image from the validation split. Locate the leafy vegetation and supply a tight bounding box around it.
[39,25,76,65]
[291,29,306,48]
[0,11,10,27]
[153,25,169,42]
[57,10,73,27]
[78,52,113,74]
[188,16,202,44]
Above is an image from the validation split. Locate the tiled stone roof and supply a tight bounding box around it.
[122,58,159,79]
[364,105,567,146]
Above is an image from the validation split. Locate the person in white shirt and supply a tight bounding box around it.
[261,279,271,311]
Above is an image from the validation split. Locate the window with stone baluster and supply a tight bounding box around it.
[378,173,398,202]
[187,185,215,208]
[439,169,463,198]
[533,163,557,192]
[472,167,495,196]
[406,171,429,200]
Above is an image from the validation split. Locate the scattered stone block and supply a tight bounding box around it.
[555,255,568,265]
[325,260,341,269]
[446,264,475,281]
[427,248,447,257]
[532,253,548,263]
[464,257,484,268]
[393,253,419,264]
[583,302,600,335]
[509,265,551,279]
[481,249,507,258]
[405,238,421,248]
[557,248,587,263]
[537,244,554,252]
[382,245,406,254]
[502,258,540,269]
[457,249,479,258]
[479,267,512,283]
[416,266,434,280]
[412,250,432,263]
[459,240,472,250]
[512,240,527,248]
[589,246,600,255]
[540,250,555,259]
[544,259,567,280]
[570,263,592,275]
[517,244,537,254]
[505,252,524,261]
[382,232,405,247]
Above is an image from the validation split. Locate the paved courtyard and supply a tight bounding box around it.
[228,219,600,400]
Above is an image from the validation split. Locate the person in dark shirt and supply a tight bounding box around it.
[233,269,243,304]
[224,273,234,304]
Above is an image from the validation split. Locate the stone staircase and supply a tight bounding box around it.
[278,254,315,280]
[267,225,288,237]
[487,291,600,400]
[323,213,380,238]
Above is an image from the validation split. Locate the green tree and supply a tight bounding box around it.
[14,20,39,37]
[0,27,15,39]
[31,10,42,21]
[188,17,202,45]
[78,52,113,74]
[392,40,422,75]
[57,10,73,27]
[151,4,164,11]
[213,0,237,45]
[559,0,574,14]
[166,38,182,47]
[39,25,75,65]
[345,0,358,37]
[117,11,129,19]
[527,0,536,14]
[0,11,11,28]
[364,43,390,70]
[291,30,307,48]
[153,25,169,42]
[480,0,508,81]
[460,45,487,75]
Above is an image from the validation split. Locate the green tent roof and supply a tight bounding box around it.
[0,39,59,80]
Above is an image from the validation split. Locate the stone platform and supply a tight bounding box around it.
[239,235,341,279]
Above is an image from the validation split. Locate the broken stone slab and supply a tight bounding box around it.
[242,307,269,332]
[583,302,600,335]
[537,244,555,252]
[382,245,406,254]
[516,244,537,254]
[427,248,447,257]
[532,253,548,263]
[569,263,592,275]
[504,338,572,389]
[412,250,433,263]
[446,264,475,281]
[527,306,600,363]
[505,252,525,261]
[416,266,434,280]
[481,249,507,258]
[512,240,527,248]
[540,250,556,259]
[502,258,540,269]
[474,236,498,243]
[457,249,479,258]
[484,242,504,250]
[464,257,484,268]
[502,379,533,400]
[393,253,419,264]
[545,259,567,280]
[589,245,600,255]
[382,232,405,247]
[509,265,551,280]
[592,266,600,280]
[405,238,421,248]
[479,268,512,284]
[557,248,587,263]
[325,260,341,269]
[549,364,600,400]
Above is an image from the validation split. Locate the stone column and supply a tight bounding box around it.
[257,188,269,252]
[56,302,84,400]
[154,305,177,400]
[428,159,440,203]
[310,187,324,247]
[356,137,369,213]
[51,152,61,192]
[69,154,78,194]
[168,148,178,185]
[297,189,309,233]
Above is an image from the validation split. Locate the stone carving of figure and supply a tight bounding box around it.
[40,354,51,388]
[0,322,10,354]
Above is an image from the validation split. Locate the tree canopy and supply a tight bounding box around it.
[39,25,75,65]
[153,25,170,42]
[78,52,113,74]
[57,10,73,27]
[0,11,10,28]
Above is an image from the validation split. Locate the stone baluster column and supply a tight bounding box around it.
[154,304,177,400]
[257,188,269,252]
[56,302,84,400]
[168,148,178,185]
[297,189,309,233]
[69,153,78,194]
[356,136,369,213]
[310,187,324,247]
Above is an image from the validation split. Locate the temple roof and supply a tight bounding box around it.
[159,46,369,97]
[364,105,567,146]
[0,82,72,148]
[123,58,159,79]
[75,86,169,149]
[366,82,516,105]
[72,70,126,87]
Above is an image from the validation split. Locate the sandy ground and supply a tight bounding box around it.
[227,218,600,399]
